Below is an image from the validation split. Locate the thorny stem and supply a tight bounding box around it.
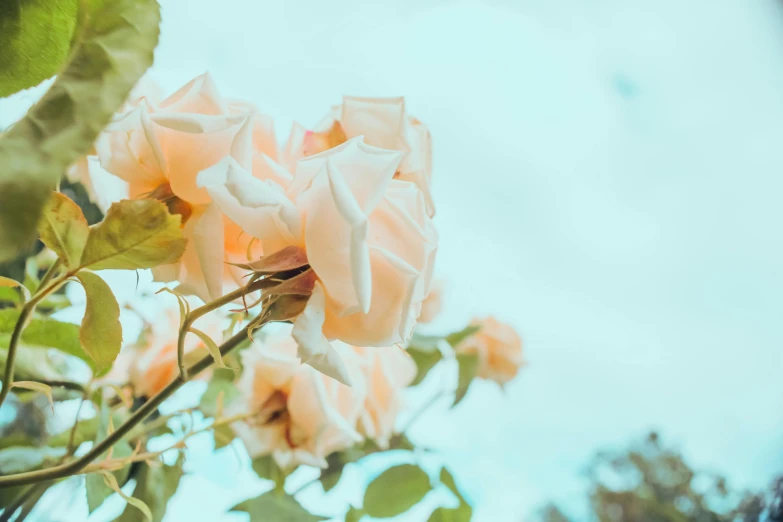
[0,260,66,410]
[0,316,265,489]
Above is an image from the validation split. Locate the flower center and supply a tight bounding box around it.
[144,183,193,225]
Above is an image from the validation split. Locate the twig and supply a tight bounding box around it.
[0,260,65,409]
[0,315,265,488]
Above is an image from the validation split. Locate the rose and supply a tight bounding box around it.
[418,279,444,324]
[353,346,416,448]
[282,96,435,216]
[199,136,438,384]
[230,331,366,469]
[455,317,524,385]
[93,73,276,301]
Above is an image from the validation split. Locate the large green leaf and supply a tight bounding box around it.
[0,0,78,97]
[231,491,328,522]
[79,200,187,270]
[76,271,122,372]
[0,0,161,262]
[37,192,89,269]
[363,464,432,518]
[116,457,185,522]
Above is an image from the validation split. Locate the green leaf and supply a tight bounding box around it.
[116,457,185,522]
[80,200,187,270]
[76,272,122,372]
[0,446,66,474]
[363,464,432,518]
[0,0,160,262]
[0,0,78,97]
[231,491,328,522]
[408,346,442,386]
[320,468,342,493]
[453,353,478,407]
[444,325,481,348]
[427,505,473,522]
[200,377,239,418]
[251,456,288,491]
[37,192,89,269]
[101,470,153,522]
[212,423,234,450]
[86,473,111,514]
[439,468,467,504]
[85,450,132,514]
[345,506,366,522]
[0,308,93,370]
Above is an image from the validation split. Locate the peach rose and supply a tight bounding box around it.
[199,137,438,385]
[230,331,366,469]
[128,308,225,398]
[282,96,435,216]
[417,279,444,324]
[454,317,524,385]
[353,346,416,448]
[94,73,275,301]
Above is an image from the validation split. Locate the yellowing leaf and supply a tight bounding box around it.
[0,276,29,301]
[364,464,432,518]
[0,0,78,97]
[80,200,187,271]
[0,0,160,262]
[38,192,89,269]
[11,381,53,412]
[76,272,122,372]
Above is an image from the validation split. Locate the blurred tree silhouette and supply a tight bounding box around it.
[536,432,781,522]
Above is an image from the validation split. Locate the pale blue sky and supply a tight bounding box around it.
[3,0,783,520]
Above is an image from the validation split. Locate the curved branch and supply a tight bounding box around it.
[0,315,264,488]
[0,260,65,409]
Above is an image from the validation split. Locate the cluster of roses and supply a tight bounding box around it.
[76,73,523,470]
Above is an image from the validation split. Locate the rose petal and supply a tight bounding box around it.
[292,282,352,386]
[198,156,302,252]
